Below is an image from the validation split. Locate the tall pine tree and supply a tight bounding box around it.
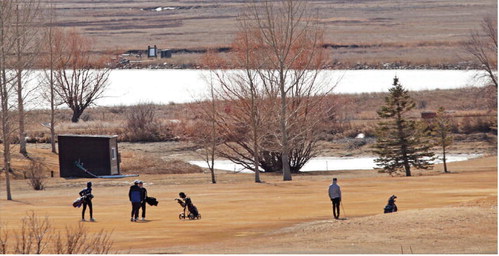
[373,77,434,176]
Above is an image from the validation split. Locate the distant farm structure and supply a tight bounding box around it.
[122,45,172,59]
[421,111,437,119]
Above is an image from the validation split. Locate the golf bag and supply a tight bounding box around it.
[176,198,201,220]
[384,195,398,213]
[73,197,84,208]
[72,194,93,208]
[146,196,159,206]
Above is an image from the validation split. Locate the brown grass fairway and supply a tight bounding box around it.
[0,155,496,253]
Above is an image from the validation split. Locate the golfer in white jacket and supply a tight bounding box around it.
[328,178,342,219]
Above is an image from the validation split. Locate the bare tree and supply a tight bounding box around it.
[54,223,113,254]
[0,0,46,200]
[210,76,265,181]
[11,0,43,156]
[464,16,498,88]
[1,211,114,254]
[203,31,265,182]
[211,0,332,181]
[247,0,331,181]
[41,1,59,153]
[432,107,453,173]
[124,103,167,142]
[26,159,47,190]
[14,211,51,254]
[0,0,17,200]
[53,29,110,123]
[186,99,219,184]
[205,75,218,184]
[27,212,51,254]
[230,25,264,183]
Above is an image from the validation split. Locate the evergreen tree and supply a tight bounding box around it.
[373,77,434,176]
[432,107,453,173]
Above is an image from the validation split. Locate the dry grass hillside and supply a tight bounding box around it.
[20,87,497,143]
[1,86,492,180]
[47,0,497,67]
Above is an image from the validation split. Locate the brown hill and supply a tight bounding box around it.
[50,0,497,67]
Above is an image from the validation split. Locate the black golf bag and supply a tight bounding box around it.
[176,198,201,220]
[384,195,398,213]
[73,197,84,208]
[72,194,93,208]
[146,196,159,206]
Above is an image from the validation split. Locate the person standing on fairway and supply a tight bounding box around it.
[129,180,143,222]
[79,181,94,221]
[138,181,147,221]
[328,178,342,219]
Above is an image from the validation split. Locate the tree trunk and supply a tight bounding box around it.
[209,82,216,184]
[443,145,448,173]
[49,30,57,153]
[396,109,411,177]
[402,142,411,176]
[280,69,292,181]
[17,70,27,156]
[1,69,12,200]
[71,109,83,123]
[50,72,57,153]
[210,161,216,184]
[253,145,261,183]
[0,2,12,200]
[251,91,261,183]
[45,3,57,153]
[3,144,12,201]
[15,4,27,157]
[402,144,411,176]
[210,123,216,184]
[404,160,411,177]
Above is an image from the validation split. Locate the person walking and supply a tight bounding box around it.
[129,180,144,222]
[328,178,342,219]
[79,181,94,222]
[138,181,147,221]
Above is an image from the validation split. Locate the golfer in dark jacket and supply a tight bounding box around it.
[79,182,94,222]
[129,180,144,222]
[138,181,147,220]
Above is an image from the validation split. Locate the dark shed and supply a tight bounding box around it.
[421,111,437,119]
[160,49,172,58]
[58,134,120,178]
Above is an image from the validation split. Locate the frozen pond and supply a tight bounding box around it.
[24,69,487,109]
[96,69,487,106]
[188,154,483,173]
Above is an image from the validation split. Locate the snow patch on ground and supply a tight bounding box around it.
[188,154,483,173]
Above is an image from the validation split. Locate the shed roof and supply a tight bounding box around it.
[58,134,118,139]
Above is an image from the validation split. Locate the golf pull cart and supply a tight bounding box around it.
[175,196,201,220]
